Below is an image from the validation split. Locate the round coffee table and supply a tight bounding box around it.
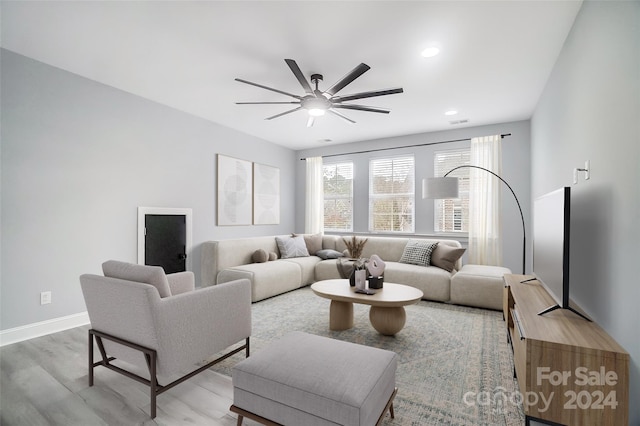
[310,279,424,335]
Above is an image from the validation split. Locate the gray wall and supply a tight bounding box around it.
[295,120,532,275]
[530,1,639,424]
[1,50,296,330]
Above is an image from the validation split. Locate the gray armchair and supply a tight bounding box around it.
[80,260,252,418]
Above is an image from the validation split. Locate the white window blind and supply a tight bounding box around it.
[323,162,353,231]
[434,148,470,232]
[369,156,415,232]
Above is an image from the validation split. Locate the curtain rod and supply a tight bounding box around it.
[299,133,511,160]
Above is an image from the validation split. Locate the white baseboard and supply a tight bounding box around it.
[0,311,90,347]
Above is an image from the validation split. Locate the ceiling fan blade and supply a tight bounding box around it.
[235,78,302,99]
[328,109,356,124]
[331,88,404,103]
[324,63,370,97]
[307,116,315,128]
[333,104,390,114]
[285,59,313,94]
[236,101,300,105]
[265,106,303,120]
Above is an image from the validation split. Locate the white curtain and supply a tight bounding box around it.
[305,156,324,234]
[469,135,502,266]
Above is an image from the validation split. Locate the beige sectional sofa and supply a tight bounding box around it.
[201,235,508,310]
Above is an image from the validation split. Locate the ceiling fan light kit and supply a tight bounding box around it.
[235,59,403,127]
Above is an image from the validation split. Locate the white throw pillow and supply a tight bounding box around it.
[276,235,310,259]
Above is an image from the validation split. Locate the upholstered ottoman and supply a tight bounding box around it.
[230,331,397,426]
[450,264,512,310]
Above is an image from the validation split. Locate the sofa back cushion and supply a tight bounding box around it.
[221,236,278,266]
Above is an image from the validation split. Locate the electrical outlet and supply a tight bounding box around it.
[40,291,52,305]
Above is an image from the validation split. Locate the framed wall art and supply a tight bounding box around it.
[253,162,280,225]
[217,154,252,226]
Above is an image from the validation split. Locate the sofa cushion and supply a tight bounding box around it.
[450,264,511,310]
[102,260,171,298]
[218,261,302,302]
[276,235,310,259]
[315,259,343,281]
[281,256,322,285]
[399,240,439,266]
[384,262,452,302]
[431,244,466,272]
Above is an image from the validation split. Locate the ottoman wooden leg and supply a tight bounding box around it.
[376,387,398,425]
[230,405,280,426]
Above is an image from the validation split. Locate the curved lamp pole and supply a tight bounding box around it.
[423,165,526,274]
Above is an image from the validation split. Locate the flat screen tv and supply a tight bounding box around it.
[530,186,589,321]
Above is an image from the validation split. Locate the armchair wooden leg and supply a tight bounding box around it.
[88,331,94,386]
[148,352,157,419]
[236,414,244,426]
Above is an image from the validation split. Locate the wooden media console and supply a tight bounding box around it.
[503,274,629,426]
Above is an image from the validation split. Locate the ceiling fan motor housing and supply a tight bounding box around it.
[302,95,331,115]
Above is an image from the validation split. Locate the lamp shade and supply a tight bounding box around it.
[422,177,459,199]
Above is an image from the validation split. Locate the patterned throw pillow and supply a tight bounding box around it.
[399,240,439,267]
[275,235,310,259]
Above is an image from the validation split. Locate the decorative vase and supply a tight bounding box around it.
[347,258,367,286]
[349,268,356,286]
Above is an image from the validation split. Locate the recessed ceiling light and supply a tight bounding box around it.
[445,110,458,116]
[421,47,440,58]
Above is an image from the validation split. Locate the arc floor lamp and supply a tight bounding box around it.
[423,165,526,274]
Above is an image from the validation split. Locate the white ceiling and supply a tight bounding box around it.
[1,1,582,150]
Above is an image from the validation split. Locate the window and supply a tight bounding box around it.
[323,162,353,231]
[434,148,470,232]
[369,156,415,232]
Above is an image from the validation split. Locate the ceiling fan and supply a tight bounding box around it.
[235,59,403,127]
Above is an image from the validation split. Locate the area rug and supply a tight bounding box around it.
[211,287,525,426]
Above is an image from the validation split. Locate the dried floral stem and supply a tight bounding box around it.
[342,236,368,259]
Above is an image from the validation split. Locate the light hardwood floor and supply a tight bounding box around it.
[0,325,260,425]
